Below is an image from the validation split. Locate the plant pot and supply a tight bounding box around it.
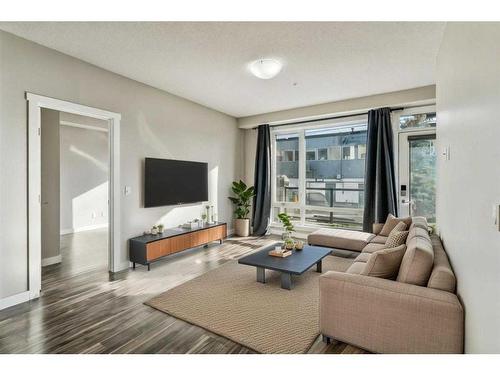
[234,218,250,237]
[295,240,304,250]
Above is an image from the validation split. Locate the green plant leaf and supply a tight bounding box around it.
[228,180,256,219]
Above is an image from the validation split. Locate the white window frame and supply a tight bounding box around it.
[270,115,368,231]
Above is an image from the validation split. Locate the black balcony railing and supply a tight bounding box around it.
[278,186,364,228]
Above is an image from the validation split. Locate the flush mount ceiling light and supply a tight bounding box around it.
[248,59,283,79]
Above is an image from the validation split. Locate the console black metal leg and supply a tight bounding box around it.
[322,335,331,344]
[132,262,135,269]
[204,244,209,248]
[220,239,223,244]
[147,263,151,271]
[316,260,322,273]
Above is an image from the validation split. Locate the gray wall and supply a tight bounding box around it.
[436,23,500,353]
[41,109,61,261]
[0,30,242,299]
[60,119,109,233]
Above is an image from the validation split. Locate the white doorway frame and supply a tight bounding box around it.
[27,93,121,300]
[392,105,436,217]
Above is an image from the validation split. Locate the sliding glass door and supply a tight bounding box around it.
[272,120,367,230]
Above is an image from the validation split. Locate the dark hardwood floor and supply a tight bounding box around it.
[0,229,367,354]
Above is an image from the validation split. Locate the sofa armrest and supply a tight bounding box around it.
[319,271,464,353]
[372,223,384,235]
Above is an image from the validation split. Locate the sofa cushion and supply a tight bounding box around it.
[307,228,375,252]
[379,214,412,236]
[409,216,428,231]
[397,236,435,286]
[361,242,387,253]
[427,235,457,293]
[354,252,371,263]
[345,261,366,275]
[361,244,407,279]
[372,222,384,235]
[407,226,430,242]
[385,228,409,248]
[370,235,388,244]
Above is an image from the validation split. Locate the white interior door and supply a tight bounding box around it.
[398,130,437,221]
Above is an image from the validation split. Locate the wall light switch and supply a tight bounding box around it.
[124,186,131,196]
[494,204,500,231]
[442,146,450,160]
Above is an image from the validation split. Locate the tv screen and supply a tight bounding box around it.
[144,158,208,207]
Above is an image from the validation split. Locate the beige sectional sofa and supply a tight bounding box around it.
[308,217,464,354]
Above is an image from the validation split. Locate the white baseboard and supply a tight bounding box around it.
[42,254,62,267]
[61,223,108,235]
[0,291,30,310]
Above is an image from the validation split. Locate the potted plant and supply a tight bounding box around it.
[157,224,165,234]
[228,180,255,236]
[277,212,294,239]
[284,237,295,251]
[277,212,302,250]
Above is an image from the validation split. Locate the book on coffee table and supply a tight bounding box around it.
[268,249,292,258]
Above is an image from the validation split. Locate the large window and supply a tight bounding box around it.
[275,133,299,203]
[273,122,367,230]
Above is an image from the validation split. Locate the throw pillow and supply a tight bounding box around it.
[379,214,412,236]
[361,244,407,279]
[385,228,409,248]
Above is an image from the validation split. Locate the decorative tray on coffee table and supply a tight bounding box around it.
[268,248,293,258]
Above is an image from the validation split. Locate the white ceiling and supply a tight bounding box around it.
[0,22,445,117]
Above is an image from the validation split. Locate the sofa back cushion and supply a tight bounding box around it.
[345,261,366,275]
[361,244,407,279]
[379,214,412,236]
[407,226,430,242]
[409,216,428,231]
[397,235,434,286]
[427,235,457,293]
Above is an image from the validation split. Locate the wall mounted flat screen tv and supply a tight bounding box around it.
[144,158,208,207]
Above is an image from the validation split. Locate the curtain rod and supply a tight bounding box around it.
[252,104,432,129]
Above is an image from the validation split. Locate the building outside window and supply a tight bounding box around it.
[318,148,328,160]
[306,150,316,160]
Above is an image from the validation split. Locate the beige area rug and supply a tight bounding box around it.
[145,252,354,354]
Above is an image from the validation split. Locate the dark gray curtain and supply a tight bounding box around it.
[252,124,271,236]
[362,108,398,232]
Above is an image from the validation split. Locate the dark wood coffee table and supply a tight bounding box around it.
[238,243,332,290]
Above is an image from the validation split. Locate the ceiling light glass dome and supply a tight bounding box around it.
[248,59,282,79]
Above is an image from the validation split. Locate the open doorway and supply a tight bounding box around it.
[27,93,121,300]
[41,109,110,279]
